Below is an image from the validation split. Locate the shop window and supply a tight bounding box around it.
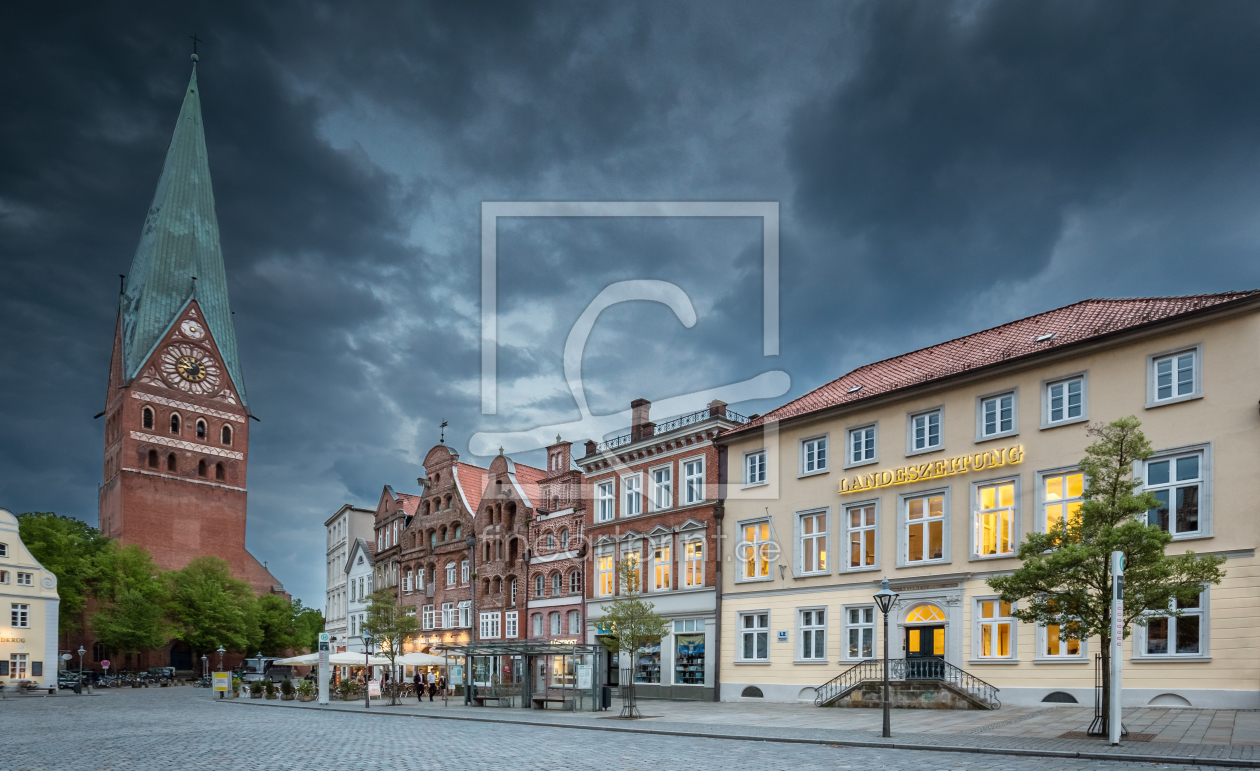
[634,640,661,683]
[974,481,1016,557]
[675,620,705,685]
[597,554,614,596]
[1145,449,1207,537]
[1142,592,1206,657]
[222,425,232,445]
[739,520,772,580]
[597,481,614,521]
[904,493,945,563]
[738,612,769,661]
[142,407,154,429]
[977,391,1017,440]
[976,599,1014,659]
[908,408,942,454]
[1043,471,1083,534]
[1149,347,1201,406]
[801,435,828,475]
[683,458,705,504]
[846,607,875,660]
[847,425,876,467]
[683,540,703,587]
[1045,375,1086,426]
[798,510,827,574]
[621,474,642,516]
[653,544,671,591]
[846,503,877,570]
[744,450,767,485]
[505,611,518,638]
[798,609,826,661]
[650,466,672,511]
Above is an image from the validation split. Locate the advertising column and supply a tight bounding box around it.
[318,632,330,706]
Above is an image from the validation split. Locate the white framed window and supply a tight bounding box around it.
[0,571,8,584]
[505,611,518,638]
[458,600,471,628]
[11,603,29,628]
[907,408,943,454]
[683,540,703,587]
[845,501,878,571]
[738,611,770,662]
[846,424,876,468]
[622,550,641,593]
[535,574,545,597]
[597,481,615,521]
[597,553,614,596]
[1038,605,1084,660]
[901,491,947,565]
[976,390,1017,441]
[446,563,456,586]
[569,571,580,594]
[844,606,876,660]
[1043,373,1087,428]
[404,569,413,593]
[974,598,1015,660]
[0,543,6,557]
[798,608,826,661]
[422,605,434,630]
[738,520,773,581]
[1137,591,1208,659]
[622,474,643,517]
[1145,446,1210,538]
[796,509,828,575]
[972,479,1018,559]
[683,458,705,504]
[15,571,33,587]
[1147,345,1202,408]
[552,572,562,596]
[9,653,27,680]
[652,543,672,591]
[440,602,454,629]
[650,465,673,511]
[480,612,501,639]
[415,569,424,591]
[510,578,517,604]
[461,560,469,584]
[532,613,543,636]
[568,610,580,635]
[800,435,828,475]
[550,611,561,636]
[744,450,767,486]
[1040,470,1084,534]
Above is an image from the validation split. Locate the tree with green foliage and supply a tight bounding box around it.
[165,557,260,664]
[90,543,170,658]
[362,588,417,706]
[596,557,670,718]
[988,417,1225,733]
[257,594,300,655]
[291,600,325,654]
[16,512,112,632]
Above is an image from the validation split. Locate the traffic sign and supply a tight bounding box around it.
[319,632,329,642]
[101,660,111,669]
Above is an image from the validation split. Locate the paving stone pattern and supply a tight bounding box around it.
[3,687,1257,771]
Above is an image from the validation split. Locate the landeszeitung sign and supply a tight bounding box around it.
[838,445,1024,494]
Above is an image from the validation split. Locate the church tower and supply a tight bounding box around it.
[98,57,283,596]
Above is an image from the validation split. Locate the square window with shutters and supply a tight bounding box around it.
[974,481,1016,557]
[683,458,705,504]
[1145,451,1204,537]
[739,612,770,661]
[1151,349,1199,404]
[846,503,877,570]
[977,600,1014,658]
[848,425,876,466]
[740,521,772,580]
[801,436,828,475]
[799,609,826,660]
[847,607,875,659]
[1144,593,1205,657]
[744,450,767,485]
[904,494,945,563]
[1045,376,1085,425]
[978,392,1016,439]
[798,511,827,574]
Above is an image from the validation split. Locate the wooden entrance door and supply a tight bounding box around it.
[905,625,945,679]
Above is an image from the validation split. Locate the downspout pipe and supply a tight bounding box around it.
[713,443,727,703]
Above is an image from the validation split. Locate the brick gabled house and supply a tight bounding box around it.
[525,439,587,645]
[579,398,749,701]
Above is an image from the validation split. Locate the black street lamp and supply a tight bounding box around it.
[76,646,86,692]
[216,645,225,673]
[872,578,900,739]
[465,534,476,706]
[362,633,374,710]
[201,655,208,679]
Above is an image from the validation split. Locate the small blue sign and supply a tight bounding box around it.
[777,631,788,643]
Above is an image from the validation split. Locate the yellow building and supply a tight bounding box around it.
[717,291,1260,708]
[0,508,60,688]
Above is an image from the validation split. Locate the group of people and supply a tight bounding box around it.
[412,669,443,702]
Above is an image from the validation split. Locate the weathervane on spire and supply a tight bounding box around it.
[440,420,448,444]
[189,34,202,62]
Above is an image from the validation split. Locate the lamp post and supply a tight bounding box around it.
[77,646,86,692]
[362,633,374,710]
[201,655,208,680]
[255,652,265,684]
[465,534,476,706]
[872,578,900,739]
[216,645,225,673]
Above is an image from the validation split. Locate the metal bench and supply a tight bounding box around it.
[531,696,574,710]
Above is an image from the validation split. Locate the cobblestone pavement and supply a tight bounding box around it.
[2,687,1255,771]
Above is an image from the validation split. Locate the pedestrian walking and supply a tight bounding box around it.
[427,671,437,702]
[413,671,423,703]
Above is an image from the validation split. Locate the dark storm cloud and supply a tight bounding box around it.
[3,1,1259,605]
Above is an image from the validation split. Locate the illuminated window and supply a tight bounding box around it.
[740,521,772,579]
[799,511,827,573]
[598,554,614,596]
[623,551,641,593]
[683,540,703,587]
[974,481,1016,557]
[653,544,671,591]
[1043,472,1084,534]
[1043,601,1082,658]
[976,600,1013,659]
[904,494,945,563]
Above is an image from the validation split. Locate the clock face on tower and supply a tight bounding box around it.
[159,343,221,395]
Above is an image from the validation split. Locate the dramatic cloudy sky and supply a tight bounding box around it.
[3,2,1259,606]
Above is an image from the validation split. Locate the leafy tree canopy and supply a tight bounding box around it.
[90,543,170,655]
[165,556,260,658]
[17,512,112,632]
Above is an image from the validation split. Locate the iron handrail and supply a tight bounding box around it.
[813,658,1000,709]
[593,407,752,452]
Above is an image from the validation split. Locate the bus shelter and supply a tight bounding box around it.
[434,641,607,712]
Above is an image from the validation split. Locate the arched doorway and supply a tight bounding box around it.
[903,604,946,678]
[169,641,193,672]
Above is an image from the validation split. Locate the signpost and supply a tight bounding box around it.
[213,672,231,699]
[1110,550,1125,746]
[318,633,330,706]
[102,660,110,677]
[367,680,381,699]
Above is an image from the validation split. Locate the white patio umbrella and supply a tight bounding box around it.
[396,652,453,667]
[328,652,392,666]
[271,653,320,666]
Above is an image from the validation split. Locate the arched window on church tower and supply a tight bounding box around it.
[197,459,207,478]
[166,453,177,472]
[196,419,206,439]
[215,463,225,481]
[170,413,180,434]
[147,450,158,468]
[142,407,154,429]
[221,425,232,445]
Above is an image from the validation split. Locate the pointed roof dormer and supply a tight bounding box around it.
[120,59,248,408]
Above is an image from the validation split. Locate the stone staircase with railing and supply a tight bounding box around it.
[813,658,1001,711]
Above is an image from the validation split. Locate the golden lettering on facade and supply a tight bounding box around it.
[838,445,1024,494]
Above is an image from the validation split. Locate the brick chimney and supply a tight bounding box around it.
[708,399,728,418]
[630,398,654,441]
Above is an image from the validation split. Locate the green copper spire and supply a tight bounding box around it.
[120,61,247,407]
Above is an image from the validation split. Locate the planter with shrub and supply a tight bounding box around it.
[232,677,242,698]
[297,679,315,702]
[264,680,278,700]
[280,679,295,701]
[250,681,264,699]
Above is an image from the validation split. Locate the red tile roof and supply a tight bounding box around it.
[394,493,422,516]
[452,462,488,515]
[510,463,548,508]
[728,291,1259,436]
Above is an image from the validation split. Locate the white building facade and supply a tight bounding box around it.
[345,538,375,656]
[324,505,374,653]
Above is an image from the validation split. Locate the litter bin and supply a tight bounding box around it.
[601,685,612,709]
[73,682,82,695]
